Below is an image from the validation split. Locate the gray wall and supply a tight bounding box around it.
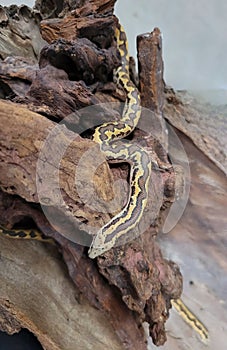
[1,0,33,5]
[116,0,227,91]
[2,0,227,94]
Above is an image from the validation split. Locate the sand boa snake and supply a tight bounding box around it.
[88,24,151,258]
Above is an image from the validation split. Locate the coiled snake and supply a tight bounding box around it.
[0,24,208,342]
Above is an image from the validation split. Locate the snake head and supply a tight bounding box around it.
[88,230,115,259]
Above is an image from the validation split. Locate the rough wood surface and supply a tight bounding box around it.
[164,89,227,175]
[153,129,227,350]
[2,1,225,349]
[41,15,115,48]
[0,86,178,349]
[137,29,168,154]
[39,38,119,84]
[35,0,116,19]
[137,28,164,114]
[0,2,181,348]
[0,235,123,350]
[0,190,150,350]
[0,5,45,60]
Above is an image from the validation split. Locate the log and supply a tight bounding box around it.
[0,5,45,60]
[0,235,123,350]
[155,127,227,349]
[137,28,164,114]
[0,1,185,349]
[0,75,178,349]
[164,89,227,176]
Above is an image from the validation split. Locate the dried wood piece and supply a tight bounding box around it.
[0,6,8,25]
[137,28,168,152]
[164,89,227,175]
[0,1,183,348]
[35,0,116,19]
[0,100,114,234]
[137,28,164,113]
[0,229,125,350]
[0,301,22,335]
[0,5,45,100]
[0,95,178,347]
[0,175,180,349]
[96,227,182,346]
[39,37,120,84]
[41,15,115,48]
[0,5,45,60]
[154,125,227,347]
[70,0,116,17]
[0,56,39,99]
[34,0,64,18]
[21,65,99,119]
[0,56,37,82]
[0,191,148,350]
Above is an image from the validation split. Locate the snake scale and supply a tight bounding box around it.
[0,24,208,342]
[88,24,151,259]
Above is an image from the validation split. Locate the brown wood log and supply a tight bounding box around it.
[137,28,164,114]
[35,0,116,19]
[0,1,193,349]
[0,82,178,349]
[41,15,115,48]
[137,29,168,154]
[0,232,124,350]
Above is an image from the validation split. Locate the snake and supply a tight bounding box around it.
[0,24,208,342]
[171,299,208,342]
[0,225,54,244]
[88,24,152,259]
[86,25,208,341]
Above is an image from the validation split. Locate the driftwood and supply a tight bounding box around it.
[164,89,227,176]
[162,86,226,350]
[2,1,225,349]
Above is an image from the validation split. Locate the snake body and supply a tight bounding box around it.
[171,299,209,341]
[0,225,54,244]
[88,24,151,258]
[92,26,141,145]
[0,24,208,342]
